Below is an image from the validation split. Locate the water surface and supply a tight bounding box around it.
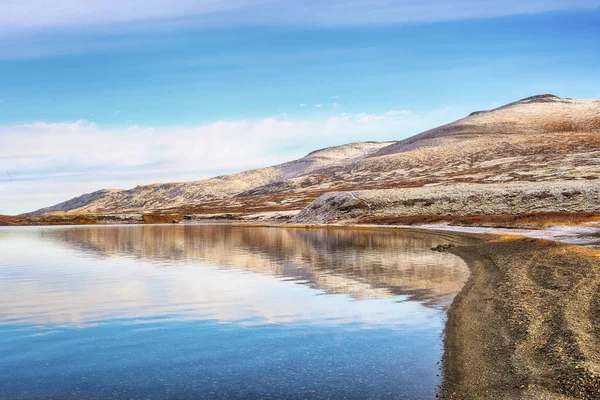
[0,225,468,399]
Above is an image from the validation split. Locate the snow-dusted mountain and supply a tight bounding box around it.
[25,94,600,219]
[25,141,393,215]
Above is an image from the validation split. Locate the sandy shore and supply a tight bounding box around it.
[434,231,600,399]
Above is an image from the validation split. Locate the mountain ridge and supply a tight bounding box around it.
[24,140,393,216]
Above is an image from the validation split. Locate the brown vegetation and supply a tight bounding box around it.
[142,214,181,224]
[0,213,134,226]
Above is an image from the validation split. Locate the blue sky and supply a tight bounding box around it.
[1,1,599,214]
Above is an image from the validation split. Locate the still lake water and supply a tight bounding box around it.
[0,225,468,399]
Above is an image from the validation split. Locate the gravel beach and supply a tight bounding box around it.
[437,232,600,399]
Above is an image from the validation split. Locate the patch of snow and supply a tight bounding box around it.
[412,224,600,246]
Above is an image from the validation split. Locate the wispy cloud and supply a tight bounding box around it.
[0,0,598,36]
[0,1,597,60]
[299,104,306,107]
[0,107,460,214]
[315,104,323,108]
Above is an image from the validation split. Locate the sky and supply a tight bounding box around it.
[0,1,599,215]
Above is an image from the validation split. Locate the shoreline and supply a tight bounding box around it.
[283,224,600,398]
[1,221,598,398]
[180,222,600,398]
[439,232,600,399]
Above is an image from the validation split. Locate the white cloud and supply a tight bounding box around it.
[299,103,305,107]
[332,96,340,99]
[315,104,323,108]
[16,119,97,132]
[332,102,338,107]
[0,106,461,214]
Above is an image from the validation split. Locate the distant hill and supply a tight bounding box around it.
[24,141,392,215]
[24,94,600,219]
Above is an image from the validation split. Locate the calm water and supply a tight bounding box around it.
[0,225,468,399]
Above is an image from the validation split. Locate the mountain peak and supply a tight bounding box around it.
[469,94,567,116]
[373,94,600,157]
[515,94,562,103]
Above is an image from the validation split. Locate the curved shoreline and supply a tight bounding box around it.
[2,221,599,398]
[287,224,600,398]
[436,232,600,399]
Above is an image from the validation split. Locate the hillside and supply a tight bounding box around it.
[293,94,600,192]
[19,94,600,223]
[24,141,392,216]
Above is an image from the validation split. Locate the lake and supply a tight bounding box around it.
[0,225,469,399]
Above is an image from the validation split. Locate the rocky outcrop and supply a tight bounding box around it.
[290,181,600,224]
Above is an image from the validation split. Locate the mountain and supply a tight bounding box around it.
[23,94,600,223]
[300,94,600,191]
[24,141,393,216]
[26,189,122,216]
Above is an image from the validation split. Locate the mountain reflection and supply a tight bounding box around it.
[40,225,468,305]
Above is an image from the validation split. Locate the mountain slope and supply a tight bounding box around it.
[224,94,600,199]
[26,189,122,216]
[25,94,600,218]
[25,141,393,215]
[372,94,599,156]
[319,94,600,189]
